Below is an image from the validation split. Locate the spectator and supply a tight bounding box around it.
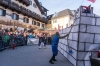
[83,5,91,13]
[48,34,52,45]
[39,36,45,49]
[4,33,9,48]
[29,33,34,38]
[0,35,4,51]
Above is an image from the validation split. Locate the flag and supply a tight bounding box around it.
[88,0,96,3]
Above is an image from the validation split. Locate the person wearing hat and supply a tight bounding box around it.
[49,32,69,64]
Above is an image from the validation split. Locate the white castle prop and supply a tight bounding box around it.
[58,6,100,66]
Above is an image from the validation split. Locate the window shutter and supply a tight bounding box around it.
[23,17,25,22]
[3,10,6,16]
[34,21,36,25]
[11,13,14,19]
[32,21,33,24]
[27,18,29,23]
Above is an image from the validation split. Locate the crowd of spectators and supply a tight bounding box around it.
[0,28,29,51]
[0,28,52,51]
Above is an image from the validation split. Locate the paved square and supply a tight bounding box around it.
[0,45,73,66]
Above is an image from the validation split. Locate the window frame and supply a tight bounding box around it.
[48,21,51,24]
[23,17,29,23]
[42,24,45,28]
[33,3,37,8]
[0,9,6,16]
[30,0,32,5]
[37,22,40,26]
[34,21,36,25]
[53,20,57,23]
[12,13,19,20]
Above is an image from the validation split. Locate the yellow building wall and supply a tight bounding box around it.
[46,20,52,28]
[46,24,52,28]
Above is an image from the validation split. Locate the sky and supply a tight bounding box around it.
[39,0,100,16]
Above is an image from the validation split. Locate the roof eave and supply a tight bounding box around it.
[34,0,44,14]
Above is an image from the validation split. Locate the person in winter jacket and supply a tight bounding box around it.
[49,32,69,64]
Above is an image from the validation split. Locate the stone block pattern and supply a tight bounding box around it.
[58,11,100,66]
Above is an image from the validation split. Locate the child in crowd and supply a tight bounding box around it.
[11,39,16,50]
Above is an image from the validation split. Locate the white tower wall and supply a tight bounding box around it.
[58,6,100,66]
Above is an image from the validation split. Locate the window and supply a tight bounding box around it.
[23,17,29,23]
[32,21,36,25]
[0,9,3,16]
[32,21,34,25]
[37,22,40,26]
[33,3,37,8]
[12,13,19,20]
[55,20,57,23]
[42,24,45,28]
[30,0,32,5]
[34,21,36,25]
[0,9,6,16]
[48,21,51,24]
[7,0,13,2]
[70,17,74,21]
[53,20,57,23]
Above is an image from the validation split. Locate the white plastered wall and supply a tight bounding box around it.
[13,0,42,15]
[52,16,70,29]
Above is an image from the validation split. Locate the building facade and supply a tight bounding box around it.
[47,9,75,30]
[0,0,48,30]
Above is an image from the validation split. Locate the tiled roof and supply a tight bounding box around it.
[51,9,74,19]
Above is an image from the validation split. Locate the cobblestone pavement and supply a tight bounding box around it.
[0,45,73,66]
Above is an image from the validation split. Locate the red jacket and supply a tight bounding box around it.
[83,6,90,11]
[98,51,100,55]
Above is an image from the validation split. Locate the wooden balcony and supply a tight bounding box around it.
[27,10,33,17]
[9,2,20,12]
[22,0,30,6]
[0,0,9,8]
[20,6,28,16]
[17,0,30,6]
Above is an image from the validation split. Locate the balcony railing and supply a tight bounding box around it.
[0,0,48,23]
[22,0,30,6]
[17,0,30,6]
[20,6,28,16]
[0,0,9,8]
[9,2,19,11]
